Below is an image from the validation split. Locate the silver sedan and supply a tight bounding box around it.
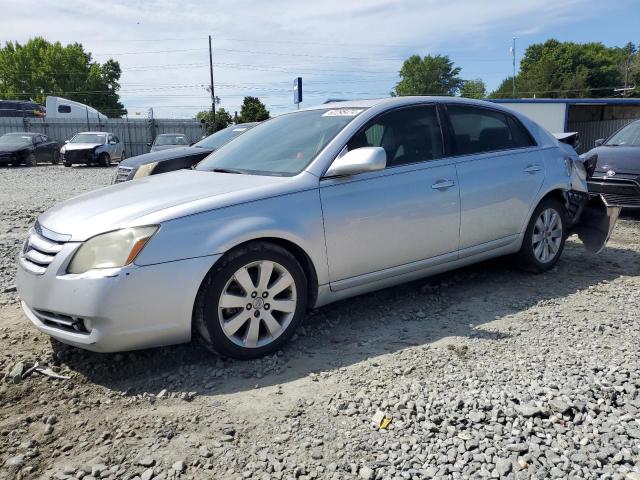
[16,97,620,359]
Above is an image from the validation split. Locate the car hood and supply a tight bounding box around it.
[119,146,212,168]
[587,145,640,175]
[0,144,31,154]
[38,169,299,241]
[64,143,102,151]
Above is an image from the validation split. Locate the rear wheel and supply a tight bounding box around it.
[99,153,111,167]
[517,198,566,273]
[63,160,72,167]
[51,150,60,165]
[120,151,126,161]
[196,242,307,359]
[24,153,36,167]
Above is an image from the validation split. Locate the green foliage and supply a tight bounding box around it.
[392,54,463,96]
[239,96,270,123]
[196,106,233,133]
[490,39,635,98]
[0,37,126,116]
[460,79,487,99]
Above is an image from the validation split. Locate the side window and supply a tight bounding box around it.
[447,105,519,155]
[507,116,535,147]
[58,105,71,113]
[346,106,443,167]
[113,135,120,143]
[108,134,114,143]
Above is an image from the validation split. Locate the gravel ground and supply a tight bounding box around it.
[1,164,639,480]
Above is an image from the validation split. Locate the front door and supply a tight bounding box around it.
[320,105,460,286]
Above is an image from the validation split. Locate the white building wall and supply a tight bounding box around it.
[499,102,567,133]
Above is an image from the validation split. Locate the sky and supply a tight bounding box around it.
[2,0,640,119]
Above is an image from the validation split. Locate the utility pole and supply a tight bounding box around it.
[208,35,216,132]
[511,37,518,98]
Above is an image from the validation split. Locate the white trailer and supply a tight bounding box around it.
[45,96,108,121]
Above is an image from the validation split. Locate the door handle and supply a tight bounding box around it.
[524,164,542,174]
[431,179,455,190]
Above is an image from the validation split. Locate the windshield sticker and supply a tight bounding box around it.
[322,109,364,117]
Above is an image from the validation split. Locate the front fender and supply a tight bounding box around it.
[134,189,330,284]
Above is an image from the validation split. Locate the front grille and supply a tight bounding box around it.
[20,226,66,275]
[602,193,640,207]
[33,309,89,334]
[114,165,133,183]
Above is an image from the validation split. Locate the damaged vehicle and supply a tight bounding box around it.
[60,131,125,167]
[582,119,640,209]
[16,97,620,359]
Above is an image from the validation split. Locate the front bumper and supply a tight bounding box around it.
[16,245,220,352]
[588,175,640,208]
[61,149,98,164]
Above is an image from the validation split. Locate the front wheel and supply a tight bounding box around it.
[517,198,566,273]
[24,153,36,167]
[99,153,111,167]
[196,242,308,359]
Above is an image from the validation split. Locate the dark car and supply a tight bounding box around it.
[0,132,60,166]
[0,100,46,118]
[114,123,257,183]
[583,120,640,209]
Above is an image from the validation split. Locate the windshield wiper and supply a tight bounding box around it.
[211,167,246,174]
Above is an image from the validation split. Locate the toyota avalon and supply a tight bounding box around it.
[16,97,620,359]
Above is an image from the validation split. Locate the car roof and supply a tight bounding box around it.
[3,132,37,136]
[157,133,187,136]
[75,131,111,134]
[304,96,514,111]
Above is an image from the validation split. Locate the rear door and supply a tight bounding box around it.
[444,104,543,251]
[320,105,460,287]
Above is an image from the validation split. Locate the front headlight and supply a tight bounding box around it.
[67,226,158,274]
[133,162,158,178]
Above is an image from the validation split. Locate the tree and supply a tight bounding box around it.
[392,54,463,96]
[460,79,486,99]
[239,96,270,122]
[196,106,232,133]
[489,39,632,98]
[0,37,126,116]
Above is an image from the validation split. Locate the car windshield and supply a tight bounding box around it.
[70,133,106,144]
[0,134,33,146]
[193,124,254,150]
[196,109,364,175]
[155,134,188,146]
[606,122,640,146]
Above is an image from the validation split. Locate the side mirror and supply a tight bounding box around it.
[324,147,386,177]
[64,140,69,144]
[595,138,605,147]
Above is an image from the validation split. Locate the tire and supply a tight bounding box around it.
[99,153,111,167]
[51,150,60,165]
[195,242,308,359]
[63,160,72,167]
[24,153,37,167]
[517,198,567,273]
[121,151,126,161]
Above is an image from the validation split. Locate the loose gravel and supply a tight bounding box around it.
[1,164,639,480]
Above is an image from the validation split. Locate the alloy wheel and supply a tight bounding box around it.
[217,260,297,349]
[532,208,563,263]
